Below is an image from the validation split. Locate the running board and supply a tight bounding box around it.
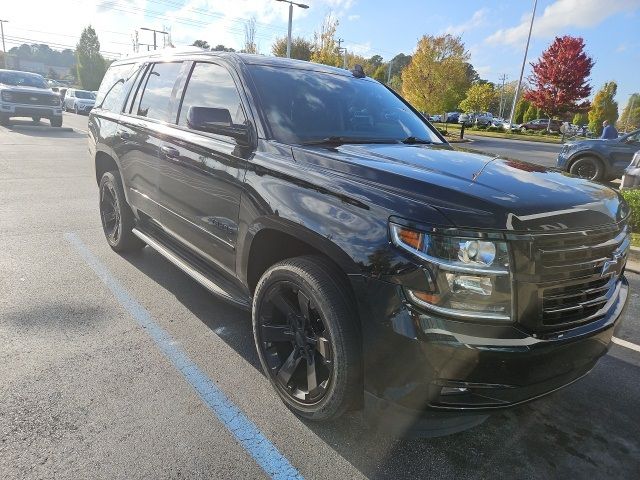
[132,228,251,310]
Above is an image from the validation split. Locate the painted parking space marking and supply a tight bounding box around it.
[65,232,303,480]
[612,336,640,354]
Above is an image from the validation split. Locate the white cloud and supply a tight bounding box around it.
[345,40,371,56]
[348,14,361,21]
[442,9,488,35]
[486,0,640,45]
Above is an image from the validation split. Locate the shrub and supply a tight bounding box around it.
[621,189,640,233]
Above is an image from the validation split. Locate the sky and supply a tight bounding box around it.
[2,0,639,105]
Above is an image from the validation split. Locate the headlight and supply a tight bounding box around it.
[1,91,14,102]
[390,223,512,321]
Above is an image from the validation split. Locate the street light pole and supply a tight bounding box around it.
[0,19,8,57]
[508,0,537,129]
[276,0,309,59]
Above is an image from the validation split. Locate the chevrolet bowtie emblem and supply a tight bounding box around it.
[601,252,625,278]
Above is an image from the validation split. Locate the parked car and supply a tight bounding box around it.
[473,112,493,127]
[557,129,640,181]
[621,150,640,189]
[90,52,631,435]
[429,114,442,122]
[0,69,63,126]
[63,88,96,114]
[445,112,460,123]
[458,112,474,126]
[520,118,562,133]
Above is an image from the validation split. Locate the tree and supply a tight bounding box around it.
[243,17,258,54]
[76,26,106,91]
[401,34,470,114]
[212,44,235,52]
[192,40,210,49]
[588,81,619,135]
[271,36,313,61]
[572,112,588,126]
[368,55,383,70]
[310,13,342,67]
[459,83,496,113]
[523,104,537,123]
[525,36,593,130]
[372,65,387,82]
[513,98,530,124]
[619,93,640,132]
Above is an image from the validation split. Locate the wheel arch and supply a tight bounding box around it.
[567,150,608,173]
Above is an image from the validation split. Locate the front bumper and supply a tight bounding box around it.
[76,103,94,113]
[352,274,628,418]
[0,102,62,118]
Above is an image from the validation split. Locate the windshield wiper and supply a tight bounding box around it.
[300,136,399,146]
[401,136,432,145]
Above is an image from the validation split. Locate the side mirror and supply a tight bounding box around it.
[187,106,251,146]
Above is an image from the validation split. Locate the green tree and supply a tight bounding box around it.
[310,13,342,67]
[76,26,106,90]
[572,112,588,126]
[401,34,470,114]
[372,64,387,82]
[513,98,530,124]
[459,83,496,112]
[523,104,537,123]
[619,93,640,131]
[192,40,210,49]
[271,36,313,61]
[588,81,619,136]
[212,44,235,52]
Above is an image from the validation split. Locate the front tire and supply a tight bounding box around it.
[252,256,361,421]
[32,116,41,123]
[50,117,62,127]
[569,156,604,181]
[99,171,145,252]
[0,114,10,126]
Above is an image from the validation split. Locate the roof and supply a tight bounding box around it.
[112,49,354,77]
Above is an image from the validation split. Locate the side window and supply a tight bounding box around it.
[136,62,183,122]
[97,63,137,112]
[178,62,246,129]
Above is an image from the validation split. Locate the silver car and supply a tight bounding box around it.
[621,150,640,189]
[63,88,96,114]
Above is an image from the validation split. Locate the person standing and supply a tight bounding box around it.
[601,120,618,139]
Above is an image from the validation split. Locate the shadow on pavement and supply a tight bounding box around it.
[3,118,85,138]
[120,246,640,480]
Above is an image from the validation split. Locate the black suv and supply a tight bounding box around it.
[89,51,630,435]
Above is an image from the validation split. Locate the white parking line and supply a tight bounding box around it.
[612,336,640,353]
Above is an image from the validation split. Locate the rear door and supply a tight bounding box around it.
[609,132,640,174]
[155,61,252,275]
[117,61,189,218]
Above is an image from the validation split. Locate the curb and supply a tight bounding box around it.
[10,125,75,132]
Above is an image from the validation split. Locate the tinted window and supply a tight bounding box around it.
[248,65,442,145]
[178,62,245,128]
[137,62,183,122]
[96,63,138,112]
[75,90,93,99]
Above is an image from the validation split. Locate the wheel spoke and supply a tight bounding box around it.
[316,336,330,360]
[297,289,310,321]
[307,356,318,392]
[261,323,293,343]
[277,350,301,385]
[271,294,297,318]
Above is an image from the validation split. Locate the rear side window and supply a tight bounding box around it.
[96,63,136,112]
[178,62,245,127]
[136,62,183,122]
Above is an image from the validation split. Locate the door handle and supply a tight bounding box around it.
[160,145,180,159]
[118,131,130,140]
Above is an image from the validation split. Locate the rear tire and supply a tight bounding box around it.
[32,116,41,123]
[252,255,361,421]
[99,171,145,252]
[569,156,604,181]
[0,114,10,126]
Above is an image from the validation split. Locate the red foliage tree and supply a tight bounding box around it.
[524,36,594,127]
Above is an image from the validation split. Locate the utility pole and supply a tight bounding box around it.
[0,19,8,65]
[276,0,309,58]
[498,74,508,118]
[140,27,168,51]
[387,59,393,85]
[508,0,537,129]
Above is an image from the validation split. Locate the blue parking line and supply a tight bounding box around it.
[65,233,303,480]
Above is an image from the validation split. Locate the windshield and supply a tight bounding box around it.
[0,71,48,89]
[248,65,443,145]
[75,90,94,99]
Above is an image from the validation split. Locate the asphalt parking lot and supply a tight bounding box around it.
[1,114,639,479]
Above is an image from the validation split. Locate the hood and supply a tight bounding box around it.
[0,84,54,95]
[292,143,628,232]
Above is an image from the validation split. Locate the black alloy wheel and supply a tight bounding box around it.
[258,281,333,405]
[570,156,603,181]
[100,180,121,245]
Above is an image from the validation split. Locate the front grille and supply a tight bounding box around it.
[515,221,630,332]
[8,91,59,106]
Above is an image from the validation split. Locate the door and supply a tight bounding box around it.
[609,131,640,174]
[117,61,187,218]
[155,61,251,275]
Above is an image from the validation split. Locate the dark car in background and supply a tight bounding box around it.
[0,69,63,127]
[89,51,631,436]
[520,118,562,133]
[557,129,640,181]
